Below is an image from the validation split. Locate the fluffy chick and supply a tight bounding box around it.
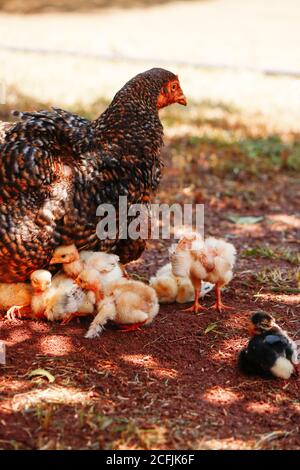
[238,312,299,380]
[49,244,84,278]
[77,270,159,339]
[150,262,213,304]
[50,244,124,282]
[30,269,54,319]
[171,231,236,313]
[1,282,33,319]
[30,269,93,324]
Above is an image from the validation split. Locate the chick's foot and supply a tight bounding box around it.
[60,312,80,325]
[182,302,207,314]
[6,305,31,320]
[119,321,147,332]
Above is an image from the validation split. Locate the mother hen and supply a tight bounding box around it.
[0,68,186,282]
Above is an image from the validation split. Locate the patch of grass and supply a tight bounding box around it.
[242,246,300,266]
[74,407,166,450]
[255,267,299,292]
[168,131,300,179]
[238,136,284,162]
[281,249,300,266]
[0,439,28,450]
[242,246,278,259]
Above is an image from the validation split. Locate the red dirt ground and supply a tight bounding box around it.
[0,162,299,450]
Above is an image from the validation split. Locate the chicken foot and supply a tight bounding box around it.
[211,284,234,313]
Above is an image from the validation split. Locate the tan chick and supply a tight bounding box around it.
[30,269,95,324]
[30,269,53,319]
[171,231,236,313]
[1,282,33,319]
[50,244,124,282]
[150,262,214,304]
[76,270,159,339]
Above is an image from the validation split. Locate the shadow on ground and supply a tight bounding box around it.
[0,86,299,449]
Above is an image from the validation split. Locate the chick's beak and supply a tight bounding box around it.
[248,323,256,336]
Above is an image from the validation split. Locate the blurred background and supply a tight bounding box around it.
[0,0,300,185]
[1,0,300,128]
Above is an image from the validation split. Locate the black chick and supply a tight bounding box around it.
[238,312,299,379]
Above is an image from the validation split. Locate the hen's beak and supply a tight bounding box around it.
[176,94,187,106]
[49,257,57,265]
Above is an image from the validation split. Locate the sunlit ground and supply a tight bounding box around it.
[0,0,300,451]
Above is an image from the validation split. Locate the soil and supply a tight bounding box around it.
[0,159,299,450]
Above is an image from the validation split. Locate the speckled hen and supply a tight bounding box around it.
[0,68,186,281]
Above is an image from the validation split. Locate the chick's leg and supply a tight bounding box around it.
[119,320,147,332]
[182,279,206,313]
[118,309,148,332]
[211,284,234,313]
[6,305,32,320]
[60,312,81,325]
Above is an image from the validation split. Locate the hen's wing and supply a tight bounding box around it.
[61,149,153,257]
[0,108,91,198]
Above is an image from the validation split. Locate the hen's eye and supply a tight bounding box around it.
[171,83,177,92]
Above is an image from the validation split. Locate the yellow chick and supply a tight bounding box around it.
[30,269,94,324]
[49,244,83,278]
[50,244,124,282]
[171,231,236,313]
[30,269,53,319]
[1,282,33,319]
[76,270,159,339]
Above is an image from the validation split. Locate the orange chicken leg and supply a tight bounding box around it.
[182,280,206,313]
[119,320,147,332]
[211,284,233,313]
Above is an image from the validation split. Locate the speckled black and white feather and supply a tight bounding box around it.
[0,68,177,281]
